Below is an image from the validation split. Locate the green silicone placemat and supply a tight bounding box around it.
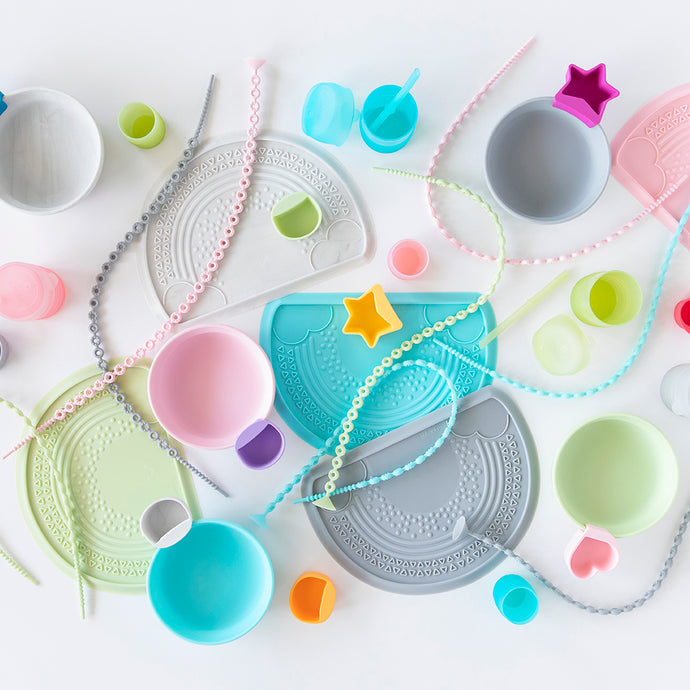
[16,360,200,594]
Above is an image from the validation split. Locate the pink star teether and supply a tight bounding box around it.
[553,63,619,127]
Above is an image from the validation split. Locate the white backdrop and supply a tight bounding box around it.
[2,1,690,688]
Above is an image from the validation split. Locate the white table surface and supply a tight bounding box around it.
[2,1,690,688]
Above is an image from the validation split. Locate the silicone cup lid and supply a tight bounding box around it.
[302,83,356,146]
[532,314,590,376]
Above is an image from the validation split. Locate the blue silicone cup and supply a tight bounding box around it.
[147,520,274,644]
[302,83,356,146]
[360,84,418,153]
[492,574,539,625]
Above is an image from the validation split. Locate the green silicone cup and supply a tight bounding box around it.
[554,414,678,538]
[570,270,642,327]
[118,102,166,149]
[271,191,322,240]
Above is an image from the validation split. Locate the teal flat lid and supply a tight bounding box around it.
[301,82,356,146]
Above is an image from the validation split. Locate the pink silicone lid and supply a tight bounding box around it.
[148,324,275,449]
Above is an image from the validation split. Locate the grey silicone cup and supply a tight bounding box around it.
[485,97,611,224]
[0,335,8,368]
[302,387,539,594]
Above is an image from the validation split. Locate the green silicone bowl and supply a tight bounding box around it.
[554,414,678,538]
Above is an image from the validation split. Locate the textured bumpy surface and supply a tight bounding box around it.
[301,388,538,593]
[260,292,496,448]
[139,134,373,321]
[16,362,199,594]
[612,83,690,249]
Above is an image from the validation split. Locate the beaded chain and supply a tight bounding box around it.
[425,37,688,265]
[0,397,86,617]
[4,62,266,498]
[294,359,459,506]
[255,177,506,521]
[398,170,687,262]
[319,183,506,500]
[432,200,690,400]
[463,513,690,616]
[286,202,690,616]
[264,198,690,517]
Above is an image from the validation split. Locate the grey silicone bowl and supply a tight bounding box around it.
[485,97,610,224]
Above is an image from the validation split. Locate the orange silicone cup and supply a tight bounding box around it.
[289,571,336,624]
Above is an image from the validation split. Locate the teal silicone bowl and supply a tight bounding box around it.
[147,520,274,644]
[554,414,678,538]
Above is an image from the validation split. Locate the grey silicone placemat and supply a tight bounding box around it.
[302,387,539,594]
[138,133,374,321]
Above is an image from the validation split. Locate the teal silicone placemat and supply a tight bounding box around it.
[260,292,496,448]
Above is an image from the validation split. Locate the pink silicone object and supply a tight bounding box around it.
[552,63,619,128]
[564,524,620,579]
[0,262,65,321]
[387,239,429,280]
[675,298,690,333]
[611,84,690,250]
[147,324,275,449]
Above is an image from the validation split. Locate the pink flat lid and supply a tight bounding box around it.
[148,324,275,449]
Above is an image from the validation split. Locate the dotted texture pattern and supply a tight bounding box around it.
[302,388,538,593]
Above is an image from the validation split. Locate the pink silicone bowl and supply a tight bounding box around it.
[147,324,275,449]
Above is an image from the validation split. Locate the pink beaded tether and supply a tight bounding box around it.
[425,38,688,265]
[4,59,265,459]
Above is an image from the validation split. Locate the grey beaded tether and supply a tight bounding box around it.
[87,75,228,496]
[457,511,690,615]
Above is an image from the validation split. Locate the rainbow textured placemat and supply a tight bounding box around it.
[16,361,199,594]
[138,133,374,320]
[302,388,538,593]
[260,292,496,448]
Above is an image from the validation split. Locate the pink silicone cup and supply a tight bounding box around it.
[387,239,429,280]
[0,262,65,321]
[564,524,620,579]
[147,324,275,449]
[674,298,690,333]
[611,84,690,249]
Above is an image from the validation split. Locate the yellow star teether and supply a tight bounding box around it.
[342,284,402,348]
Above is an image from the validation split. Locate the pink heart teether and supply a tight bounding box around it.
[565,524,620,579]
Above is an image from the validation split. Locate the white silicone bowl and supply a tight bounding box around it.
[0,88,104,213]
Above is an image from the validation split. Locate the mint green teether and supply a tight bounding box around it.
[554,414,678,537]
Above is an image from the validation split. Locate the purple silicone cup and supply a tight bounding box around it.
[236,420,286,470]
